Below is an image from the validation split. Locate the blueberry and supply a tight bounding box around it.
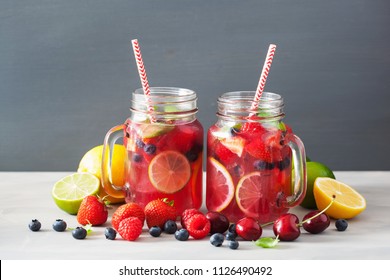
[230,126,240,135]
[28,219,41,232]
[132,153,142,162]
[72,227,87,239]
[185,150,199,162]
[233,164,244,177]
[105,227,117,240]
[52,219,67,232]
[254,160,275,170]
[136,139,145,148]
[144,144,156,155]
[229,240,239,250]
[164,220,178,234]
[210,233,225,247]
[277,157,291,171]
[335,219,348,231]
[175,229,190,241]
[225,231,237,241]
[149,226,162,237]
[228,223,237,234]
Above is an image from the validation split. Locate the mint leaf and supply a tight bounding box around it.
[255,236,279,248]
[84,224,93,234]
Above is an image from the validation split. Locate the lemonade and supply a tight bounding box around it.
[102,87,203,216]
[206,92,306,223]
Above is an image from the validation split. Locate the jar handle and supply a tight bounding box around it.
[285,134,307,207]
[101,124,126,199]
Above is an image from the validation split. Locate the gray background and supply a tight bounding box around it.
[1,0,389,171]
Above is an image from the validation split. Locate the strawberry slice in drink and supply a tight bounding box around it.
[220,136,245,157]
[213,136,246,165]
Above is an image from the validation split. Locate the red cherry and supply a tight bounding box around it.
[273,213,300,241]
[236,217,262,241]
[205,211,230,234]
[302,210,330,234]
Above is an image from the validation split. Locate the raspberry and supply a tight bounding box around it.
[117,217,143,241]
[186,213,211,239]
[180,208,202,229]
[112,202,145,230]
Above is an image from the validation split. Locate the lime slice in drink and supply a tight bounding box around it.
[148,151,191,194]
[52,172,100,214]
[206,157,235,212]
[137,123,174,139]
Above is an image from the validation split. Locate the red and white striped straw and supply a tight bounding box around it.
[131,39,155,119]
[250,44,277,112]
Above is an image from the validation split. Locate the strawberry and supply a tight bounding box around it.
[77,195,108,226]
[220,136,245,157]
[186,213,211,239]
[213,140,238,165]
[117,217,143,241]
[111,202,145,230]
[180,208,202,229]
[240,121,266,136]
[245,138,273,162]
[144,198,177,229]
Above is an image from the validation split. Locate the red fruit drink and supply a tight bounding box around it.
[102,87,203,216]
[124,119,203,215]
[206,92,306,223]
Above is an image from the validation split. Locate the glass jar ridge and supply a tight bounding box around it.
[131,87,198,123]
[217,91,285,122]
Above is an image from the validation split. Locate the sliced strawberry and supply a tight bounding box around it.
[213,140,239,165]
[160,125,198,153]
[245,138,273,162]
[240,122,266,137]
[220,136,246,157]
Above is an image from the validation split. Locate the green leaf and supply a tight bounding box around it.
[84,224,93,234]
[254,236,279,248]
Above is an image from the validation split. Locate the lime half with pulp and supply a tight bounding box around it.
[52,172,100,214]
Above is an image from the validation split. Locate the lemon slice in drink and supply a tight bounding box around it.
[148,151,191,194]
[235,172,271,218]
[313,177,366,219]
[52,172,100,214]
[206,157,235,212]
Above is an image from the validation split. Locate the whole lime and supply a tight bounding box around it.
[300,161,335,209]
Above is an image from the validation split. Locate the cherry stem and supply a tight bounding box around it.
[299,195,336,226]
[260,221,275,227]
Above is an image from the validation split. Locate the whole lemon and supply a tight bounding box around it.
[78,144,126,204]
[300,161,335,209]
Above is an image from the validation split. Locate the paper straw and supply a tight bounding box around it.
[131,39,155,119]
[250,44,277,112]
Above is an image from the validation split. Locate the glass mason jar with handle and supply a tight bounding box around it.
[102,87,203,216]
[206,91,306,223]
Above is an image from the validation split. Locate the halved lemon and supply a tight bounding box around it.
[206,157,235,212]
[313,177,366,219]
[148,150,191,194]
[52,172,100,214]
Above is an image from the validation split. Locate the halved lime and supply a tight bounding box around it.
[52,172,100,214]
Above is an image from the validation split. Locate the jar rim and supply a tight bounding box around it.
[133,87,196,103]
[218,91,283,104]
